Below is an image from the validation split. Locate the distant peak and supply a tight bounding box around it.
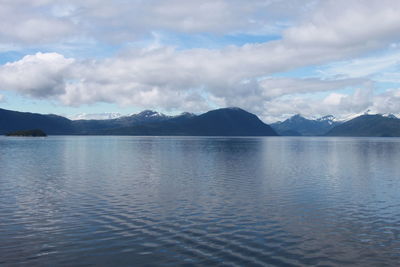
[288,114,306,121]
[291,114,303,118]
[317,115,336,121]
[214,107,244,112]
[178,112,196,117]
[208,107,247,114]
[137,110,166,117]
[381,113,397,119]
[138,110,157,115]
[364,109,371,115]
[70,112,123,120]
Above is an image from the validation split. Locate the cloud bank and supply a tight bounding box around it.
[1,0,400,121]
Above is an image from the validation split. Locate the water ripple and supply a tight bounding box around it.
[1,136,400,266]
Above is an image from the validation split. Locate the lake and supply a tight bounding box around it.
[1,136,399,266]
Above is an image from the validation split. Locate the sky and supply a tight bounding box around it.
[1,0,400,122]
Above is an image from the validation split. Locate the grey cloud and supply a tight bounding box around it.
[0,48,370,116]
[284,0,400,48]
[372,89,400,114]
[320,52,400,79]
[258,77,366,99]
[0,1,75,44]
[0,0,311,45]
[1,0,400,120]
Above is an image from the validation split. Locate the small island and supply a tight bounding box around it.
[6,129,47,137]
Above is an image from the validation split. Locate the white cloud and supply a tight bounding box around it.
[378,72,400,83]
[1,0,400,121]
[284,0,400,48]
[2,0,400,55]
[371,89,400,115]
[0,94,4,102]
[260,87,400,122]
[0,49,369,116]
[320,51,400,79]
[0,2,75,44]
[0,0,311,45]
[258,77,365,99]
[0,52,74,97]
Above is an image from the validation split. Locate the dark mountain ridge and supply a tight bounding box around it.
[0,107,278,136]
[4,106,400,137]
[271,114,341,136]
[325,114,400,137]
[0,108,74,135]
[103,108,277,136]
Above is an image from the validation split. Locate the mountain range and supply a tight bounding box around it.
[271,114,341,136]
[325,114,400,137]
[2,107,400,137]
[0,107,277,136]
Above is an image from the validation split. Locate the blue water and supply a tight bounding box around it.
[0,136,399,266]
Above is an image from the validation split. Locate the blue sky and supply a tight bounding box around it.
[1,0,400,122]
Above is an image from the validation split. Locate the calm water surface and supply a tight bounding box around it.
[0,136,399,266]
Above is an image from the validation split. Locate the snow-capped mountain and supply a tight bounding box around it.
[271,114,342,136]
[174,112,196,118]
[382,113,397,119]
[134,110,168,119]
[70,112,124,120]
[114,110,170,125]
[326,113,400,137]
[0,107,277,136]
[316,115,337,123]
